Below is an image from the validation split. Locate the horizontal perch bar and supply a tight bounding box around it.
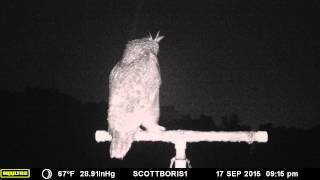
[95,130,268,144]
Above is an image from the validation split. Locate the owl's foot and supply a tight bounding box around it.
[142,124,166,132]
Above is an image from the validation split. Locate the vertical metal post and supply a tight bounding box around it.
[174,141,187,168]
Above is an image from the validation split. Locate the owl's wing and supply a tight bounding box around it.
[107,61,147,159]
[108,61,146,130]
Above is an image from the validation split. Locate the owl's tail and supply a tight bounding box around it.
[109,130,135,159]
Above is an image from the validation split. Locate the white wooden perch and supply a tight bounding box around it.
[95,130,268,168]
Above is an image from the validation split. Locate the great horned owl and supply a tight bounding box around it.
[107,32,165,159]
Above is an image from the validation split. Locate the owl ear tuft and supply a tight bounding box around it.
[148,32,153,41]
[155,35,164,42]
[154,31,164,42]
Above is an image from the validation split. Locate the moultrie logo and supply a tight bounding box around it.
[0,169,30,178]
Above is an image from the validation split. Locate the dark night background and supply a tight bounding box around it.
[1,0,319,167]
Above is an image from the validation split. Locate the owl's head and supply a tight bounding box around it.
[128,31,164,54]
[121,32,164,64]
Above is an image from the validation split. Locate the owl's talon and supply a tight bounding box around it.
[159,126,166,131]
[143,124,166,132]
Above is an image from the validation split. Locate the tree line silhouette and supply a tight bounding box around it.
[1,88,319,167]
